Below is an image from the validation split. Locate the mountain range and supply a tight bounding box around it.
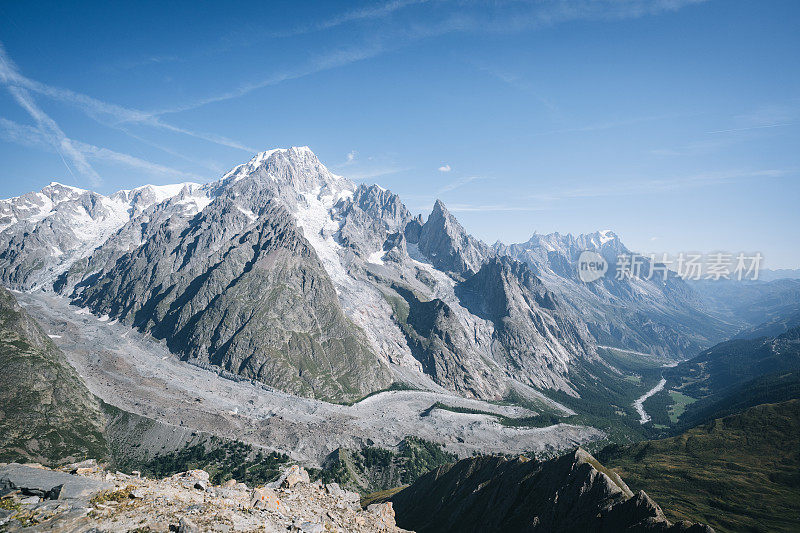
[4,146,800,532]
[1,146,778,408]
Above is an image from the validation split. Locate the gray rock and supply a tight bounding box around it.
[178,516,200,533]
[497,230,731,358]
[297,521,324,533]
[66,151,392,403]
[0,463,111,500]
[0,182,197,291]
[416,200,488,279]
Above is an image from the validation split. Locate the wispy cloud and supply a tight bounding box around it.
[529,168,793,202]
[447,203,545,213]
[0,46,101,186]
[706,122,795,135]
[0,0,710,184]
[0,41,255,153]
[471,60,562,117]
[144,0,708,117]
[706,104,799,134]
[149,40,391,117]
[438,175,490,194]
[438,164,451,172]
[112,54,181,71]
[0,118,197,181]
[269,0,432,38]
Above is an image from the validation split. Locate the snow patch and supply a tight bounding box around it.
[598,230,615,244]
[293,185,418,370]
[236,205,258,222]
[367,250,385,265]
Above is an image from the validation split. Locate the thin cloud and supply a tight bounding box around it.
[438,164,451,172]
[0,41,255,153]
[447,203,546,213]
[0,118,197,181]
[706,122,795,135]
[149,41,390,117]
[145,0,708,117]
[0,48,101,186]
[529,169,793,202]
[269,0,432,38]
[438,175,490,194]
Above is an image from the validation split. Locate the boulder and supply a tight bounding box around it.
[171,469,210,483]
[66,459,100,476]
[0,463,110,500]
[324,482,343,497]
[297,521,324,533]
[178,516,199,533]
[275,465,310,489]
[251,486,282,512]
[366,502,397,530]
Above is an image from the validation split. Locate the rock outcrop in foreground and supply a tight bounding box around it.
[389,448,714,533]
[0,462,405,532]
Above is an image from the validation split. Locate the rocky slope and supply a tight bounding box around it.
[0,462,405,532]
[389,447,713,533]
[0,181,200,290]
[0,146,745,404]
[17,289,601,468]
[497,232,730,358]
[0,287,107,465]
[12,147,596,403]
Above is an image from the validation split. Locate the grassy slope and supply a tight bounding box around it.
[642,327,800,431]
[599,400,800,533]
[0,287,109,465]
[316,436,458,494]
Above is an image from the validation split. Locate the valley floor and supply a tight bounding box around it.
[15,291,603,466]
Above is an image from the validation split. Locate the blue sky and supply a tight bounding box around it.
[1,0,798,267]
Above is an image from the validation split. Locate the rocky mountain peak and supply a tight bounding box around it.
[41,182,88,202]
[218,146,347,199]
[417,199,488,278]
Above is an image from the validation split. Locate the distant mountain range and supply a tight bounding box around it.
[4,147,800,533]
[1,147,796,406]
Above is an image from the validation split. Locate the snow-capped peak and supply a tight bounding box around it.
[45,181,87,194]
[598,229,616,245]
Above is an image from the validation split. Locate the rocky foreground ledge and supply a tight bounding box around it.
[0,461,404,532]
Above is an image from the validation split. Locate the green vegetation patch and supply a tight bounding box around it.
[119,438,291,486]
[667,390,696,423]
[315,436,458,494]
[426,402,561,428]
[599,400,800,533]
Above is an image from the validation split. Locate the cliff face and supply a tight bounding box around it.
[390,448,714,533]
[71,197,391,403]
